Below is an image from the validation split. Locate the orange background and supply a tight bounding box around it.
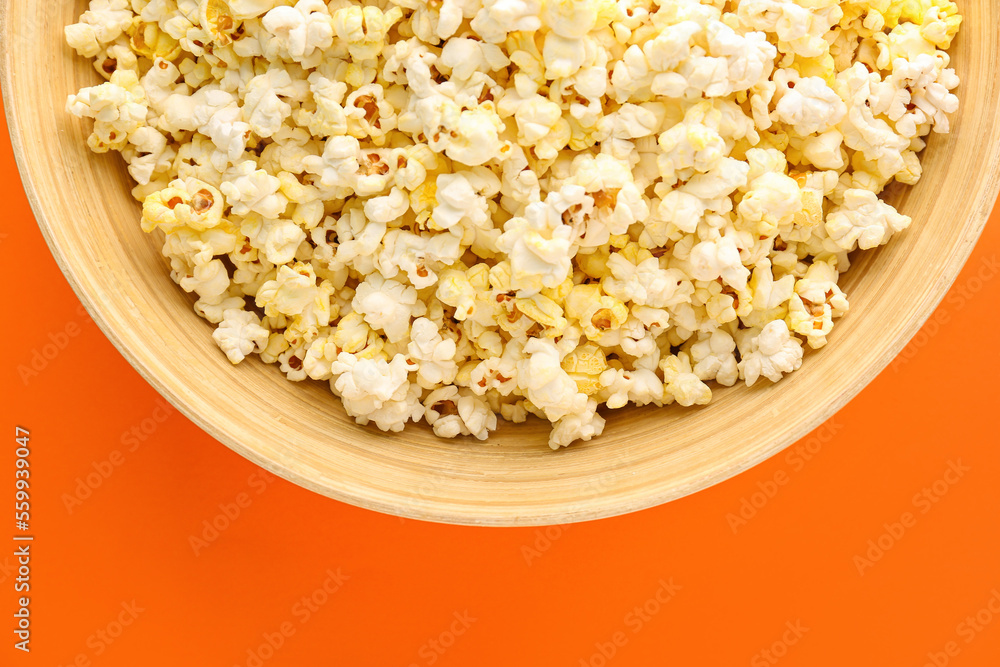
[2,85,1000,666]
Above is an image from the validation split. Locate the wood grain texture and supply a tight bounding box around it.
[2,0,998,526]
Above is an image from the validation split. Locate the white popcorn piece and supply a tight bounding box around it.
[517,338,589,423]
[65,0,134,58]
[825,189,912,251]
[687,233,750,291]
[471,0,542,43]
[213,308,270,363]
[470,354,519,396]
[548,399,605,449]
[221,160,289,218]
[331,353,422,432]
[123,126,174,185]
[836,63,911,180]
[332,5,403,62]
[66,68,148,152]
[496,189,579,296]
[772,70,847,136]
[195,289,246,324]
[599,368,665,409]
[241,214,306,265]
[242,68,296,138]
[408,317,459,388]
[180,258,231,299]
[424,387,498,440]
[737,0,839,58]
[261,1,334,65]
[738,319,804,386]
[211,0,283,22]
[689,329,740,387]
[352,274,421,343]
[786,259,849,349]
[603,253,690,309]
[255,263,325,318]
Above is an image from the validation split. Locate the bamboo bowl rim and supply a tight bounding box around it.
[3,0,998,525]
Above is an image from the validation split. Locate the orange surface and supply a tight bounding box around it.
[2,87,1000,667]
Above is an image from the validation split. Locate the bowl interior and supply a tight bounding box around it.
[3,0,999,525]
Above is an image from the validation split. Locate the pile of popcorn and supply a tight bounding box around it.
[65,0,962,448]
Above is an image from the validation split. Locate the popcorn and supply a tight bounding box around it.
[408,317,459,388]
[352,274,422,343]
[66,0,963,448]
[771,70,847,135]
[548,399,605,449]
[471,0,542,43]
[256,263,328,318]
[603,252,691,308]
[689,329,739,386]
[825,188,911,250]
[517,338,589,422]
[836,63,911,179]
[738,171,803,235]
[561,342,608,396]
[786,259,849,348]
[180,258,231,299]
[196,289,247,324]
[213,309,270,363]
[737,319,804,386]
[496,190,578,296]
[424,387,498,440]
[141,178,225,233]
[242,68,296,138]
[331,353,422,432]
[542,0,601,40]
[66,68,148,152]
[332,5,403,62]
[223,0,286,21]
[600,367,664,409]
[661,353,713,406]
[123,125,173,185]
[65,0,134,58]
[260,1,334,66]
[241,214,306,264]
[687,233,750,290]
[221,160,288,218]
[128,18,182,61]
[737,0,841,58]
[377,229,463,288]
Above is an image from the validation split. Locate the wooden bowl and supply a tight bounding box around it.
[3,1,999,526]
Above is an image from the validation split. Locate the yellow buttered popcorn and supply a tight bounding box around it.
[141,179,226,233]
[64,0,963,448]
[561,342,608,395]
[332,5,403,62]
